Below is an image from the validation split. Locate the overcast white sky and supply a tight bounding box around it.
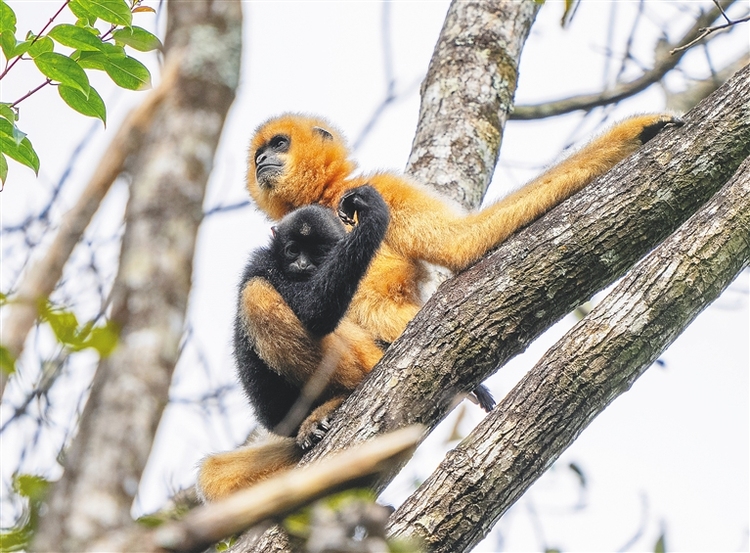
[1,2,748,551]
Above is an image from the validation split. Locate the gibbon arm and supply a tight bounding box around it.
[381,114,681,271]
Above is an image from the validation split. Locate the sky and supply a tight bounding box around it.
[1,1,748,551]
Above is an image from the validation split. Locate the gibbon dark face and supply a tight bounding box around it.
[271,205,346,279]
[254,134,290,188]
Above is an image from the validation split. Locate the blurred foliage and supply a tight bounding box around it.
[0,474,50,552]
[37,298,119,357]
[285,489,421,553]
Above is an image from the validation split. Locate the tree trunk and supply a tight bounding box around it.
[31,2,242,551]
[388,153,750,553]
[405,0,540,208]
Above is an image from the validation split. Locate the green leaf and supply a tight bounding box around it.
[58,84,106,124]
[10,124,25,145]
[68,0,97,26]
[0,0,17,35]
[104,54,151,90]
[0,526,33,552]
[14,474,50,503]
[112,26,161,52]
[48,23,105,51]
[79,322,119,356]
[75,50,108,71]
[27,35,53,58]
[0,119,39,175]
[98,41,126,57]
[0,344,15,376]
[0,102,16,122]
[77,0,131,27]
[0,30,15,59]
[7,37,32,58]
[44,308,81,346]
[33,52,90,97]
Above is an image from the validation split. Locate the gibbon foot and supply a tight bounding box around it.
[472,384,496,413]
[637,114,684,144]
[296,397,344,450]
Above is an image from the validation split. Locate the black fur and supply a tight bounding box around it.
[234,185,390,431]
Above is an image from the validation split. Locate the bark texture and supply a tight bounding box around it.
[388,155,750,553]
[239,62,750,553]
[31,1,242,551]
[405,0,541,209]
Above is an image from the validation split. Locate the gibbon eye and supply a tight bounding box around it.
[270,135,289,151]
[285,243,301,257]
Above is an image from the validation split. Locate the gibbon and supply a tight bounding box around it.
[198,112,679,501]
[199,186,389,501]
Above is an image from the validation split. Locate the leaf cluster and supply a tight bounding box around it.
[36,298,119,357]
[0,0,161,185]
[0,293,119,378]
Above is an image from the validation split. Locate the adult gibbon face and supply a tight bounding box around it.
[247,114,356,220]
[254,134,290,189]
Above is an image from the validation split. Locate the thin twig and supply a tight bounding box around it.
[511,0,739,119]
[11,79,52,108]
[670,13,750,54]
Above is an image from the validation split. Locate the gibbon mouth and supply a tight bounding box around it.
[256,163,283,187]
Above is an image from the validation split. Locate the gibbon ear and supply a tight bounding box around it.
[312,126,333,141]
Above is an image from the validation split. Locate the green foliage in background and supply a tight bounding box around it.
[0,0,161,186]
[0,474,50,552]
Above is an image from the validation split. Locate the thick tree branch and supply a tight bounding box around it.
[389,154,750,552]
[510,0,739,120]
[241,62,750,553]
[31,1,242,551]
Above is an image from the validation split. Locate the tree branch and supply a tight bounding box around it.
[510,0,739,120]
[405,0,542,208]
[74,426,423,553]
[389,154,750,552]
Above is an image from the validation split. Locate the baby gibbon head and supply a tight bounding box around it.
[271,205,346,280]
[247,114,357,220]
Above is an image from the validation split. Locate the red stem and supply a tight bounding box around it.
[11,79,53,108]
